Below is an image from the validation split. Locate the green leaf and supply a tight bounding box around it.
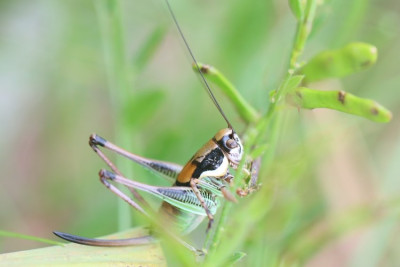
[299,42,378,83]
[288,87,392,123]
[224,251,247,265]
[279,75,304,99]
[0,230,63,246]
[133,26,167,73]
[193,63,259,124]
[288,0,304,21]
[250,144,269,159]
[0,228,166,266]
[123,89,165,128]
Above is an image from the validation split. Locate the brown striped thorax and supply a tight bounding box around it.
[176,128,243,185]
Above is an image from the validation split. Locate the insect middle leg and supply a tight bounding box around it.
[190,179,214,231]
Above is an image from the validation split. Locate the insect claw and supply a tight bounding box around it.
[99,169,116,180]
[89,134,107,147]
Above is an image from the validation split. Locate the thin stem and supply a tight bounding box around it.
[95,0,138,231]
[204,0,318,262]
[289,0,318,72]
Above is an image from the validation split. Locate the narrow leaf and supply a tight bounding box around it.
[299,42,378,83]
[0,230,63,246]
[224,251,247,265]
[133,26,167,72]
[250,144,269,159]
[123,89,165,128]
[280,75,304,99]
[288,87,392,123]
[288,0,304,21]
[0,228,166,266]
[193,63,259,124]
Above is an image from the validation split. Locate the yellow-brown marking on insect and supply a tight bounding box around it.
[214,128,230,141]
[176,140,217,184]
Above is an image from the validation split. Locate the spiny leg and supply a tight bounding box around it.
[99,169,148,215]
[190,179,214,232]
[99,169,204,254]
[89,134,182,181]
[88,135,147,206]
[53,169,152,247]
[55,170,203,254]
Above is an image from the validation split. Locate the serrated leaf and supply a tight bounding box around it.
[299,42,378,83]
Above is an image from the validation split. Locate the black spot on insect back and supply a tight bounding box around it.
[192,148,224,178]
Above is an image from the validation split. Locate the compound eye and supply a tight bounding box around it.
[226,139,238,149]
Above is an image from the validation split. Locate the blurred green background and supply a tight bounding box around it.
[0,0,399,265]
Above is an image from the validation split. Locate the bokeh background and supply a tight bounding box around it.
[0,0,399,265]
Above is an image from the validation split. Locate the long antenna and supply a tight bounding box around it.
[164,0,234,130]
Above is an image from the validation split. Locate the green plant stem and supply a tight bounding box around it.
[257,0,317,145]
[205,0,318,262]
[289,0,317,71]
[95,0,144,231]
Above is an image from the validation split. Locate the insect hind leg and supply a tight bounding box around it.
[99,169,148,215]
[89,134,182,181]
[89,134,148,206]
